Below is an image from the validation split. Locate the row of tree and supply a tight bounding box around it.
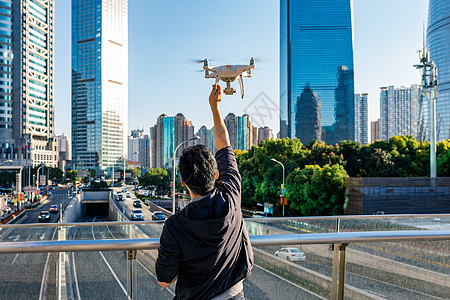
[236,136,450,216]
[0,167,64,187]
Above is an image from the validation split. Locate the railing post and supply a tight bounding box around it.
[330,242,349,300]
[330,243,340,299]
[126,249,137,300]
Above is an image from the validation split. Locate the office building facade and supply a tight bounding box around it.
[427,0,450,140]
[0,0,57,167]
[72,0,128,170]
[280,0,355,145]
[355,93,368,144]
[380,85,420,140]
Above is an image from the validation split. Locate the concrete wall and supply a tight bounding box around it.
[62,194,83,223]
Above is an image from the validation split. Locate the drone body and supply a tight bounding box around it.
[202,58,255,99]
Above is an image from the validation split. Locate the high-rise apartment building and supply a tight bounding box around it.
[197,126,216,154]
[354,93,368,144]
[258,126,273,144]
[0,0,57,167]
[224,113,257,150]
[280,0,355,145]
[370,119,380,143]
[149,114,194,168]
[128,129,150,169]
[380,85,420,140]
[427,0,450,140]
[72,0,128,170]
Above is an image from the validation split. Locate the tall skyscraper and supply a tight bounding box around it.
[354,93,368,144]
[128,129,150,169]
[370,119,380,143]
[427,0,450,141]
[72,0,128,170]
[280,0,355,145]
[149,113,194,168]
[380,85,420,140]
[0,0,56,167]
[56,133,72,174]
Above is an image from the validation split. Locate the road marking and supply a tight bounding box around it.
[8,235,21,241]
[39,228,57,300]
[11,234,32,265]
[70,226,82,300]
[254,264,326,299]
[91,217,130,299]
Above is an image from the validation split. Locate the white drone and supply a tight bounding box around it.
[199,58,255,99]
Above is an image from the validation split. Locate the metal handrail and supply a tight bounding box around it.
[1,213,449,229]
[0,230,448,254]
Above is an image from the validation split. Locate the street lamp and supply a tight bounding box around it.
[0,160,12,166]
[36,165,44,187]
[271,158,286,216]
[173,136,200,214]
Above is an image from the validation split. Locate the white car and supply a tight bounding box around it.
[131,209,144,221]
[143,191,149,197]
[275,248,306,262]
[126,192,131,198]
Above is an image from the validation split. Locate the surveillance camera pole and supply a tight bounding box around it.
[414,37,438,178]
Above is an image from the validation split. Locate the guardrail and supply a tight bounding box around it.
[0,229,449,300]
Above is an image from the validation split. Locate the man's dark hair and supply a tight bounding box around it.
[179,144,217,196]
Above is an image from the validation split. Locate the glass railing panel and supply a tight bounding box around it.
[251,242,333,299]
[344,240,450,299]
[245,218,338,235]
[338,216,450,232]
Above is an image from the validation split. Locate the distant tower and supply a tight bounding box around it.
[354,93,368,144]
[380,85,420,140]
[427,0,450,140]
[295,84,322,144]
[280,0,355,143]
[72,0,128,170]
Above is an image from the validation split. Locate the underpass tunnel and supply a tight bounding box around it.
[85,203,109,216]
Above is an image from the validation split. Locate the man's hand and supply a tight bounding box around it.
[209,84,223,109]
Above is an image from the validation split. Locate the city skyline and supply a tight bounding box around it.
[54,1,429,141]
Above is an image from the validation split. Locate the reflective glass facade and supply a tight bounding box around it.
[427,0,450,141]
[0,0,12,143]
[280,0,355,145]
[72,0,128,170]
[0,0,56,166]
[354,93,368,144]
[163,117,174,168]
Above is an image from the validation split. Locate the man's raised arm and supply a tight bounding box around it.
[209,84,231,150]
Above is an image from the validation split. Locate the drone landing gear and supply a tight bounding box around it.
[223,81,236,95]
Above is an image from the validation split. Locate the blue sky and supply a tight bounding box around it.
[54,0,428,138]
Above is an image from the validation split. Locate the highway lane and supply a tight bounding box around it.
[0,188,74,300]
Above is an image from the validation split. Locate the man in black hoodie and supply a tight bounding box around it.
[156,84,253,299]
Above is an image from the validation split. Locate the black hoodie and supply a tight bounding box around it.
[156,146,254,300]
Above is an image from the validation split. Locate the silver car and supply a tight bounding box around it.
[275,248,306,262]
[131,209,144,221]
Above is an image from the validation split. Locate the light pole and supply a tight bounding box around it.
[172,136,200,214]
[36,165,43,187]
[271,158,286,216]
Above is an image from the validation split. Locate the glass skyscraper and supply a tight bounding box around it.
[280,0,355,145]
[72,0,128,170]
[427,0,450,141]
[0,0,56,167]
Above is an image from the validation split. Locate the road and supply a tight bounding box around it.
[0,187,74,300]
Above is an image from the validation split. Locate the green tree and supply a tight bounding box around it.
[286,164,348,216]
[139,168,170,195]
[49,168,64,183]
[437,139,450,176]
[67,170,78,182]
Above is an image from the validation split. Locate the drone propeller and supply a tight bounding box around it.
[185,58,208,64]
